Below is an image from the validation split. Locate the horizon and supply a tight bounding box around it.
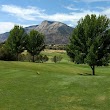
[0,0,110,34]
[0,20,73,34]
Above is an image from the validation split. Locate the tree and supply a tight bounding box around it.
[26,30,45,62]
[5,25,27,60]
[35,55,49,63]
[43,55,49,62]
[67,14,110,75]
[51,56,57,63]
[51,55,63,63]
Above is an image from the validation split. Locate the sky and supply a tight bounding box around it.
[0,0,110,34]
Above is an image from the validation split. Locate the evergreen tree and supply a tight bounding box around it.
[67,14,110,75]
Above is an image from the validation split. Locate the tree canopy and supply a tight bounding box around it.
[5,25,27,60]
[26,30,45,62]
[67,14,110,75]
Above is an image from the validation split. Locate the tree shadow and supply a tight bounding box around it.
[77,73,92,76]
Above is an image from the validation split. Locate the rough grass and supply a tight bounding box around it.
[0,60,110,110]
[41,49,69,62]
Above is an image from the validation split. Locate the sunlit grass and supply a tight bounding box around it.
[0,60,110,110]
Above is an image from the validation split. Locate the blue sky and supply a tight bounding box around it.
[0,0,110,33]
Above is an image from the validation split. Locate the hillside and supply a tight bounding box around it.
[0,21,73,44]
[0,32,9,43]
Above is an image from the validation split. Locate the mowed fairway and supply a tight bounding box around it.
[0,60,110,110]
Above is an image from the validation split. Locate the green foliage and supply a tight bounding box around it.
[16,53,49,63]
[42,55,49,62]
[35,55,49,63]
[26,30,45,62]
[5,25,27,60]
[0,46,16,61]
[51,55,63,63]
[67,14,110,75]
[0,42,5,48]
[18,53,31,62]
[18,54,25,61]
[51,56,57,63]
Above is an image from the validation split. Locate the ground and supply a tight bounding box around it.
[0,50,110,110]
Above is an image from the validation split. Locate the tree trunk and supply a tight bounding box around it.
[16,53,19,61]
[32,55,35,62]
[91,65,95,75]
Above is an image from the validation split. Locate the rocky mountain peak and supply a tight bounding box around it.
[0,20,73,44]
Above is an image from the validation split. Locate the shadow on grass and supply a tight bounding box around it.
[77,73,92,76]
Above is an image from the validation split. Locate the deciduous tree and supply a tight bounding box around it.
[26,30,45,62]
[67,14,110,75]
[5,25,27,60]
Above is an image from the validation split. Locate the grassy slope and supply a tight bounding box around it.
[0,61,110,110]
[41,49,69,62]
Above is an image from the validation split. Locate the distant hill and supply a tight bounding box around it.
[0,32,9,43]
[0,20,73,44]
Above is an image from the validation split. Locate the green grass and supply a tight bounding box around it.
[41,49,70,62]
[0,61,110,110]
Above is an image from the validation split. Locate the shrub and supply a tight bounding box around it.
[0,46,16,61]
[18,53,31,61]
[42,55,49,62]
[51,55,63,63]
[35,55,49,63]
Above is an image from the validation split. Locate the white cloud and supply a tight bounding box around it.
[68,24,74,27]
[0,5,91,24]
[0,4,105,25]
[64,5,82,11]
[0,22,30,34]
[1,5,45,21]
[40,10,100,26]
[95,7,106,10]
[1,4,110,34]
[0,22,14,33]
[102,8,110,18]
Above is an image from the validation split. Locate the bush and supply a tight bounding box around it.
[42,55,49,62]
[18,53,31,61]
[35,55,49,63]
[18,54,49,62]
[51,55,63,63]
[0,47,16,61]
[35,55,43,63]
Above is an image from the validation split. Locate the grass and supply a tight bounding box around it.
[41,49,70,62]
[0,50,110,110]
[0,61,110,110]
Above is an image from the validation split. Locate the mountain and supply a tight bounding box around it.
[0,20,73,44]
[0,32,9,43]
[25,25,38,33]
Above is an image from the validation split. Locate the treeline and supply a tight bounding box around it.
[17,53,62,63]
[0,25,45,62]
[0,43,63,63]
[0,25,64,63]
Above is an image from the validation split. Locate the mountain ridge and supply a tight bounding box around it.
[0,20,73,44]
